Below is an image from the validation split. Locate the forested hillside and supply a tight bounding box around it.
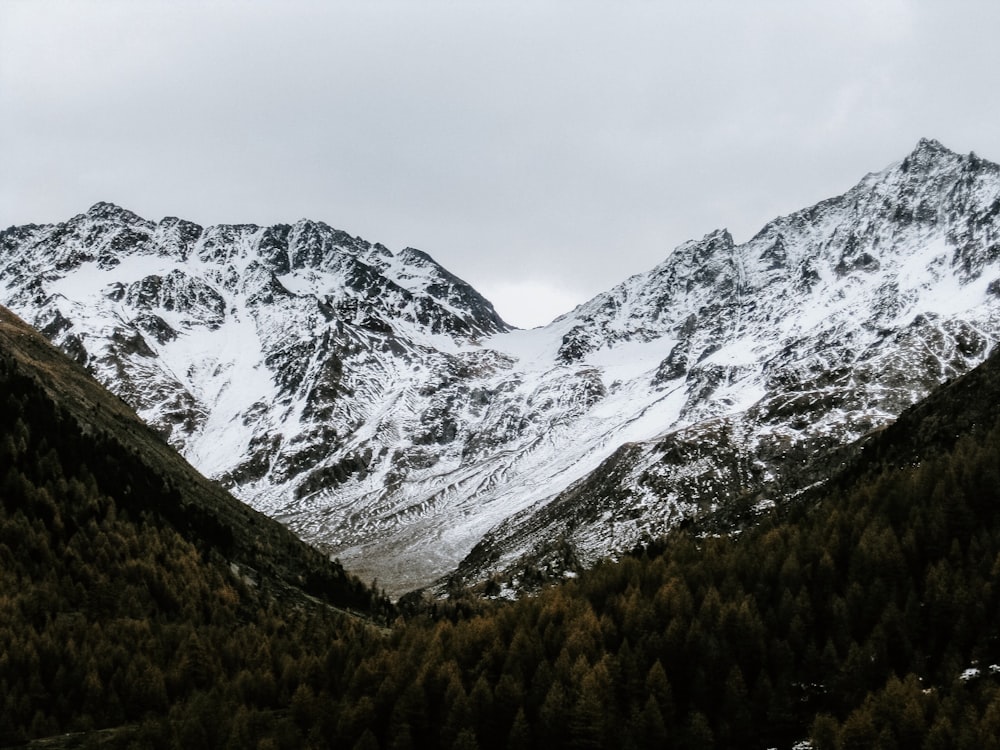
[3,298,1000,748]
[0,306,392,746]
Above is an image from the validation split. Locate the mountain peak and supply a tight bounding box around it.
[912,136,950,155]
[913,138,952,154]
[702,227,734,249]
[900,138,959,173]
[85,201,140,221]
[705,227,733,241]
[399,247,435,265]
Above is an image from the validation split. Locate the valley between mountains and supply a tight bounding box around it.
[3,138,1000,597]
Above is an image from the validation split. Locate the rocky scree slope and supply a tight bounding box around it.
[3,139,1000,596]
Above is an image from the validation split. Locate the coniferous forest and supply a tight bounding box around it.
[3,301,1000,749]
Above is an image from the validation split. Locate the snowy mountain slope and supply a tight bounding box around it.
[2,139,1000,596]
[447,138,1000,589]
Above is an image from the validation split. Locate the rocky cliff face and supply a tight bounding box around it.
[3,139,1000,596]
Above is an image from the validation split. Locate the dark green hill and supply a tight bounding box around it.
[0,305,392,611]
[0,305,391,745]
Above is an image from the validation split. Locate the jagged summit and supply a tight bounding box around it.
[3,141,1000,595]
[40,204,511,339]
[908,136,953,159]
[876,137,963,180]
[84,200,147,220]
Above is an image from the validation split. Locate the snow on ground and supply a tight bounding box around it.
[176,309,273,477]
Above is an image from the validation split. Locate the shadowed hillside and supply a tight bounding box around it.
[0,305,392,746]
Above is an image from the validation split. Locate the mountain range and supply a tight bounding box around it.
[2,138,999,596]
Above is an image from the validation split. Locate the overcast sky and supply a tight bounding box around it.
[3,1,999,328]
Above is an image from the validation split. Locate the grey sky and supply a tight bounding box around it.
[3,1,999,327]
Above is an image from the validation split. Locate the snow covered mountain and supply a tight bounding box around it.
[3,138,1000,596]
[450,138,1000,591]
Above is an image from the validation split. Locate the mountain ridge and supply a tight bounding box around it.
[445,138,1000,591]
[3,138,1000,595]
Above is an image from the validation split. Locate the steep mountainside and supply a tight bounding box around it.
[0,210,516,592]
[0,303,391,745]
[0,304,389,615]
[3,139,1000,595]
[377,346,1000,750]
[451,139,1000,589]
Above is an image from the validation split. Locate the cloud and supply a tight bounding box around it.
[477,277,586,330]
[3,1,1000,327]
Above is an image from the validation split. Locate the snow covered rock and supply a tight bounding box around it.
[3,139,1000,595]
